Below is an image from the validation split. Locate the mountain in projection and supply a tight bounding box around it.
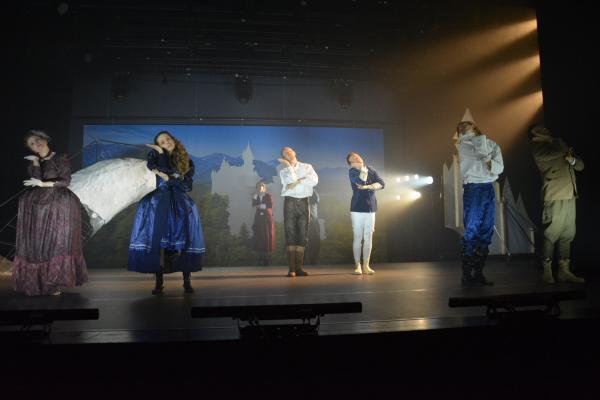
[82,141,279,184]
[82,142,147,166]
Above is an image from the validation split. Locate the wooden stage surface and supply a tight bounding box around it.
[1,260,598,343]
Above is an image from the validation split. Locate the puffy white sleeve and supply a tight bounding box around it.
[301,163,318,188]
[490,141,504,175]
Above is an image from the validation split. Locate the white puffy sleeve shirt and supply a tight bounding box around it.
[279,161,319,198]
[458,133,504,184]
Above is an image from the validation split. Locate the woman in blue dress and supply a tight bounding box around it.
[128,131,205,295]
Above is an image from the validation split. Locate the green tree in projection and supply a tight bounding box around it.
[225,222,257,266]
[318,219,354,264]
[238,222,251,247]
[195,192,232,266]
[270,221,287,266]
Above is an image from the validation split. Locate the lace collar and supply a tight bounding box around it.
[41,151,56,161]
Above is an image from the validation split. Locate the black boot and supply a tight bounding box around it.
[460,245,475,287]
[472,247,493,286]
[183,271,194,294]
[152,271,164,295]
[461,258,475,287]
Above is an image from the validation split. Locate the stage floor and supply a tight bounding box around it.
[1,260,598,343]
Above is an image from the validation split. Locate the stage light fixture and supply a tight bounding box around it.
[425,176,434,184]
[413,174,419,180]
[395,195,401,200]
[449,290,585,321]
[409,191,421,200]
[334,78,354,109]
[396,177,401,183]
[111,72,132,101]
[234,74,252,104]
[57,3,69,15]
[404,175,410,181]
[0,308,99,338]
[191,302,362,340]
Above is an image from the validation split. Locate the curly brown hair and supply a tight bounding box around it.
[154,131,191,175]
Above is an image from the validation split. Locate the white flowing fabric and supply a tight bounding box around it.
[68,158,156,234]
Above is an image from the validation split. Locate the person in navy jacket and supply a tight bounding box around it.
[347,152,385,275]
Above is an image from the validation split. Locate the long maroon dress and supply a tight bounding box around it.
[252,193,276,256]
[12,152,88,295]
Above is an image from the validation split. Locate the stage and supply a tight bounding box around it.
[1,260,598,343]
[3,259,600,397]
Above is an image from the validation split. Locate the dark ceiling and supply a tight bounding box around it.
[12,0,531,80]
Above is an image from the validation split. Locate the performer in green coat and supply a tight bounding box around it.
[530,124,584,284]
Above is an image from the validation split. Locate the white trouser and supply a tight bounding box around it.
[351,212,376,267]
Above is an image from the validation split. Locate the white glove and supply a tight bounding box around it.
[259,204,267,210]
[23,178,50,187]
[359,166,368,181]
[253,194,258,200]
[24,155,40,162]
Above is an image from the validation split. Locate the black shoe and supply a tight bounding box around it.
[472,272,494,286]
[183,283,195,294]
[152,272,164,295]
[472,246,493,286]
[461,275,475,287]
[461,256,475,287]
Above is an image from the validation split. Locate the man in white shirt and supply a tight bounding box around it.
[457,120,504,286]
[278,147,319,277]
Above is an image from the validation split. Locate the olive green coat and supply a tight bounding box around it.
[532,138,584,201]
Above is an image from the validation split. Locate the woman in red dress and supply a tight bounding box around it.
[12,130,88,295]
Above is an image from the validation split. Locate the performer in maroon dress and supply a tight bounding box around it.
[251,181,276,266]
[12,130,88,296]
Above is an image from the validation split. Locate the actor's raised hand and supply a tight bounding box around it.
[24,155,39,162]
[146,144,164,154]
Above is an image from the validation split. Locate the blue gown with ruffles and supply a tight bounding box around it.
[128,150,205,273]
